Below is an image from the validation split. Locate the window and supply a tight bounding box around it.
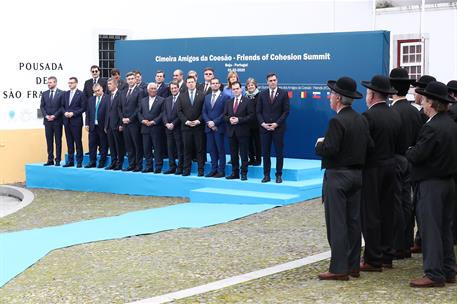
[397,39,424,80]
[98,35,126,78]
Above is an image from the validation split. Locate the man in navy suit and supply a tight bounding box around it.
[155,70,170,98]
[85,83,108,168]
[162,81,183,175]
[176,75,206,176]
[224,81,255,180]
[118,72,143,172]
[40,76,64,166]
[138,83,165,173]
[202,78,229,178]
[105,78,125,170]
[83,65,107,99]
[62,77,87,167]
[257,73,290,183]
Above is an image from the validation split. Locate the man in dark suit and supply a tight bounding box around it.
[138,83,165,173]
[62,77,87,167]
[406,81,457,287]
[389,68,424,260]
[257,73,290,183]
[162,81,183,175]
[84,83,108,168]
[316,76,372,281]
[111,68,128,92]
[359,75,401,271]
[224,81,254,180]
[155,70,170,98]
[176,75,205,176]
[118,72,143,172]
[105,78,125,170]
[83,65,107,99]
[202,78,229,178]
[40,76,64,166]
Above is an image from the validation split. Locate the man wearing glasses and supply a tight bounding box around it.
[83,65,107,99]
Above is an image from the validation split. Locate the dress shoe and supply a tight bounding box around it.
[182,172,190,176]
[175,169,183,175]
[123,166,135,171]
[105,163,115,170]
[276,176,283,183]
[198,171,204,177]
[154,168,162,174]
[44,161,54,166]
[241,174,247,181]
[446,276,456,283]
[142,168,153,173]
[55,161,60,166]
[85,163,96,168]
[205,171,217,178]
[97,163,106,168]
[113,165,122,171]
[76,163,82,168]
[226,174,239,180]
[382,262,393,269]
[350,271,360,278]
[410,244,422,254]
[318,272,349,281]
[63,163,74,168]
[410,277,445,288]
[163,169,176,174]
[213,172,225,178]
[261,176,271,183]
[133,166,142,172]
[360,262,382,272]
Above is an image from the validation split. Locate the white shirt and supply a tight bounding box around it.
[69,89,76,105]
[148,96,156,110]
[211,90,221,100]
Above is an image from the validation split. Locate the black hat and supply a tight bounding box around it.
[415,81,455,104]
[361,75,397,95]
[327,76,363,99]
[412,75,436,88]
[389,67,414,84]
[447,80,457,94]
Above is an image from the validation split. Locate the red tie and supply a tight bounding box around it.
[233,97,240,113]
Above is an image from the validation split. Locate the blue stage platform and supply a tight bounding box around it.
[26,156,323,205]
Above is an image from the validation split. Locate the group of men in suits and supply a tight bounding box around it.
[316,68,457,288]
[40,66,290,183]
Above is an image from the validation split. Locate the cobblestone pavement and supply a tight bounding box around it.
[1,190,455,304]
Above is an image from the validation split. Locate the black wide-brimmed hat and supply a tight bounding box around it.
[415,81,455,103]
[361,75,397,95]
[447,80,457,94]
[389,67,414,84]
[327,76,363,99]
[412,75,436,88]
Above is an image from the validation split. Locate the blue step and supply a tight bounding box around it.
[189,187,300,205]
[71,154,322,181]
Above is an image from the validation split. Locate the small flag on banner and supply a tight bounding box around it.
[300,91,307,99]
[312,92,321,99]
[288,91,293,98]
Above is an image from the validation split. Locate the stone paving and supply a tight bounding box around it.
[0,189,455,303]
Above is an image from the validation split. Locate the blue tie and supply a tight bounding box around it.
[190,91,195,105]
[95,96,101,122]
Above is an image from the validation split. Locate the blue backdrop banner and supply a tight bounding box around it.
[116,30,390,159]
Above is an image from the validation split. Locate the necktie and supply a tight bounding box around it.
[49,90,54,101]
[127,88,132,97]
[270,90,275,103]
[190,91,195,105]
[95,96,101,123]
[204,83,209,93]
[93,78,97,85]
[172,96,177,109]
[110,93,114,105]
[233,97,240,113]
[211,93,216,108]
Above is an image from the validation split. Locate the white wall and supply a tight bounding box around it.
[1,0,375,130]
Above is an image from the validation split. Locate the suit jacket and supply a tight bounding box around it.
[178,82,188,94]
[176,90,205,131]
[118,86,142,124]
[85,94,108,131]
[316,107,372,169]
[157,83,170,98]
[105,90,122,131]
[118,79,128,92]
[83,77,108,99]
[224,96,254,137]
[137,82,148,98]
[362,102,401,166]
[256,88,290,132]
[202,92,229,134]
[162,95,181,129]
[198,82,224,96]
[62,89,86,127]
[448,103,457,122]
[138,96,165,134]
[406,112,457,181]
[40,88,64,124]
[391,98,424,155]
